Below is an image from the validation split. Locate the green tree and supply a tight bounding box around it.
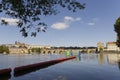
[0,0,85,37]
[0,45,9,54]
[0,46,2,53]
[114,17,120,47]
[99,47,103,52]
[31,48,41,53]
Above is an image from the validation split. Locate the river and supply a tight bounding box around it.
[0,53,120,80]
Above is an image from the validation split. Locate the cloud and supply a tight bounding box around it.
[75,17,81,21]
[64,16,81,22]
[87,18,99,26]
[64,16,74,22]
[51,22,68,30]
[88,22,95,26]
[0,17,19,25]
[51,16,81,30]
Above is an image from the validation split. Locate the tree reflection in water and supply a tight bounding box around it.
[118,61,120,70]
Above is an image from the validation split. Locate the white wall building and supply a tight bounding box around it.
[106,42,120,51]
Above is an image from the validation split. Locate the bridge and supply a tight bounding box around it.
[37,48,96,54]
[9,47,96,54]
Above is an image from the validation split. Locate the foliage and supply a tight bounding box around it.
[80,50,87,53]
[31,48,41,53]
[118,62,120,70]
[99,47,103,52]
[0,0,85,37]
[0,45,9,54]
[51,46,96,49]
[114,17,120,47]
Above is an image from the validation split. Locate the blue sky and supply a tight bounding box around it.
[0,0,120,47]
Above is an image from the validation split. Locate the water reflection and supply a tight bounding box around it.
[72,52,81,62]
[77,51,81,61]
[74,53,120,67]
[98,53,105,64]
[14,62,58,77]
[77,54,81,61]
[1,64,57,80]
[1,53,120,80]
[0,74,11,80]
[1,64,59,80]
[107,54,120,65]
[118,62,120,70]
[107,54,120,69]
[80,54,98,62]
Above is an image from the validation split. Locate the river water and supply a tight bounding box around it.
[0,53,120,80]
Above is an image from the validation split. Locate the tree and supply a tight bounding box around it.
[0,45,9,54]
[114,17,120,47]
[0,0,85,37]
[31,48,41,53]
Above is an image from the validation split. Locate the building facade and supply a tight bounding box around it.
[27,45,51,49]
[2,41,51,54]
[97,42,104,52]
[106,42,120,51]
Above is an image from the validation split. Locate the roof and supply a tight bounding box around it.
[107,42,116,44]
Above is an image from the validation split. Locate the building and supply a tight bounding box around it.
[1,41,51,54]
[97,42,104,52]
[28,45,51,49]
[106,42,120,51]
[9,47,28,54]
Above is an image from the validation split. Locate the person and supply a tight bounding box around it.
[70,50,73,56]
[66,50,71,57]
[78,51,81,56]
[77,51,81,61]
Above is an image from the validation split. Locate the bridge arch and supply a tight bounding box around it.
[48,51,51,54]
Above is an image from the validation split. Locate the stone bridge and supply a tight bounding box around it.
[9,48,96,54]
[39,48,96,54]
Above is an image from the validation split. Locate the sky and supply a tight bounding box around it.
[0,0,120,47]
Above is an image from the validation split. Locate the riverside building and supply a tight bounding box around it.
[106,42,120,51]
